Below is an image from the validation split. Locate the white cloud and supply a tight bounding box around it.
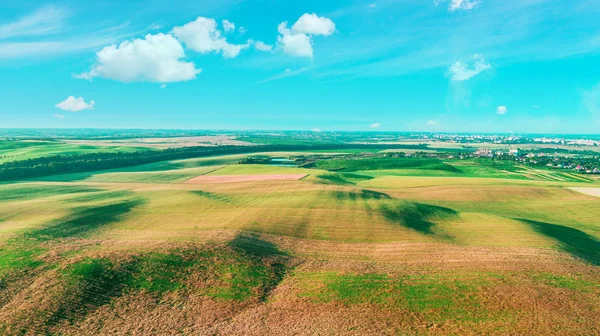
[53,113,65,119]
[277,14,336,58]
[368,4,377,10]
[160,84,167,89]
[222,20,235,33]
[435,0,479,12]
[291,13,336,36]
[497,106,508,115]
[55,96,95,112]
[172,17,249,58]
[75,33,200,83]
[370,122,382,129]
[239,27,247,35]
[449,0,479,11]
[533,105,540,109]
[277,23,313,58]
[254,41,273,51]
[426,120,438,125]
[448,54,491,81]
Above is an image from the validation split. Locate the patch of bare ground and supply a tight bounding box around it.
[185,174,308,184]
[569,187,600,198]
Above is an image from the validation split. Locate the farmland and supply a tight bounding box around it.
[0,143,599,335]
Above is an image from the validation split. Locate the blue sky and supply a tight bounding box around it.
[1,0,600,133]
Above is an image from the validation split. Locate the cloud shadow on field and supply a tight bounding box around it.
[227,233,293,302]
[27,198,145,241]
[379,201,458,235]
[518,219,600,266]
[332,189,391,202]
[228,232,289,258]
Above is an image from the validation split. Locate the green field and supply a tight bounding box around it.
[0,149,599,335]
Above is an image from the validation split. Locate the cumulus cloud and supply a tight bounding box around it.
[291,13,336,36]
[75,33,200,83]
[277,23,313,58]
[435,0,479,12]
[55,96,95,112]
[53,113,65,119]
[254,40,273,51]
[172,17,249,58]
[426,120,438,125]
[370,122,382,129]
[497,106,508,115]
[277,14,336,58]
[222,20,235,33]
[448,54,491,81]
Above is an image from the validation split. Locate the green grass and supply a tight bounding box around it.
[297,272,486,321]
[129,251,199,293]
[0,241,45,278]
[532,273,598,291]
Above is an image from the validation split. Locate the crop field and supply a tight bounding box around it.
[1,152,599,335]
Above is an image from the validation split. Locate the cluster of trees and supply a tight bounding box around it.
[0,143,429,181]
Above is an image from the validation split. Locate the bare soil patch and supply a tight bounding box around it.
[570,187,600,198]
[185,174,308,184]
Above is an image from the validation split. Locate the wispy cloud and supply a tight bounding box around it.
[0,7,157,61]
[0,6,68,39]
[258,67,312,83]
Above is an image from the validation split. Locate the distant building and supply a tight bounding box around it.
[475,148,492,157]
